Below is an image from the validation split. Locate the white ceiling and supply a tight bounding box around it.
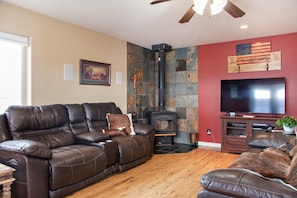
[3,0,297,49]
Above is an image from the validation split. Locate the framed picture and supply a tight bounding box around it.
[79,59,111,86]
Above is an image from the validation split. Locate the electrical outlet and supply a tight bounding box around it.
[207,129,211,135]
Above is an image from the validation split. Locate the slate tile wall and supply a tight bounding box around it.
[127,42,198,144]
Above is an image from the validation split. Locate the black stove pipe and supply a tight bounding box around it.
[152,43,172,112]
[158,49,166,111]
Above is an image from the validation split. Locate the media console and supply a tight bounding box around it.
[221,116,278,153]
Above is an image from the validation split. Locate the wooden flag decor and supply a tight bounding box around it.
[228,51,281,73]
[228,42,281,73]
[236,42,271,55]
[250,42,271,54]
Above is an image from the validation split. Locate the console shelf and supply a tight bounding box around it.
[221,116,278,153]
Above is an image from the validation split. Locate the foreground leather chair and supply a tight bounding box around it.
[198,132,297,198]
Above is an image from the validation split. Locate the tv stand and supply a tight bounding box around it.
[242,115,255,118]
[221,116,278,153]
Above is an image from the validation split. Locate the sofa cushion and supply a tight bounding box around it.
[65,104,89,135]
[0,139,52,159]
[133,123,154,136]
[83,103,121,132]
[6,105,75,149]
[7,104,68,131]
[49,144,107,190]
[112,135,151,165]
[11,126,74,149]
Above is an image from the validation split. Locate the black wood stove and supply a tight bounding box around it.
[149,43,177,146]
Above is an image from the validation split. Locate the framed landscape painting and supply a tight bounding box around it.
[79,59,111,86]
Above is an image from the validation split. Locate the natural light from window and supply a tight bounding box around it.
[254,89,271,99]
[0,40,22,112]
[277,89,285,99]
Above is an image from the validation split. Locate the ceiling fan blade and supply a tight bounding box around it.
[179,4,196,24]
[224,1,245,18]
[150,0,172,5]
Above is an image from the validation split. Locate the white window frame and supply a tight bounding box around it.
[0,32,30,108]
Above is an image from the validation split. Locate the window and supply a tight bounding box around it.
[0,32,29,112]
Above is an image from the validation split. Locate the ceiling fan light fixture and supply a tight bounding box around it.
[193,0,227,16]
[192,0,208,15]
[210,0,228,15]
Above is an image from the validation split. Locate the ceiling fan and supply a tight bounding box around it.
[150,0,245,23]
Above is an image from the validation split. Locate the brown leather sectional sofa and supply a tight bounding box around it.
[0,102,154,198]
[198,132,297,198]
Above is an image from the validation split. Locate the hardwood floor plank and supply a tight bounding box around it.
[66,148,238,198]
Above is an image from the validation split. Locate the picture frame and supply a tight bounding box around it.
[79,59,111,86]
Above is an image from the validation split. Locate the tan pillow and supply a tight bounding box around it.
[102,128,127,137]
[126,113,136,135]
[106,113,133,135]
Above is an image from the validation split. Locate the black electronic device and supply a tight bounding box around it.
[220,77,285,114]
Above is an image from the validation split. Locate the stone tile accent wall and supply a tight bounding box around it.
[127,42,198,144]
[164,47,198,144]
[127,43,155,121]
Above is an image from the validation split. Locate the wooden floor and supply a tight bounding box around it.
[66,147,238,198]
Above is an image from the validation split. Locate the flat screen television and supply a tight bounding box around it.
[220,77,285,115]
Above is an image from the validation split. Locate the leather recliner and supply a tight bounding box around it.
[0,102,154,198]
[198,132,297,198]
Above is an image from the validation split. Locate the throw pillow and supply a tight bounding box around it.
[102,128,127,137]
[126,113,136,135]
[106,113,135,135]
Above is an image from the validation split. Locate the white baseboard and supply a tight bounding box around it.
[198,141,221,149]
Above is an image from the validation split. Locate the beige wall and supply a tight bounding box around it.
[0,2,127,112]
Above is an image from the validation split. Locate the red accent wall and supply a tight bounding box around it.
[198,32,297,143]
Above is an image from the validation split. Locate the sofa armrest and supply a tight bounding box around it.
[198,189,233,198]
[0,113,12,142]
[133,123,154,136]
[200,168,297,198]
[75,132,109,143]
[134,123,155,156]
[0,140,52,159]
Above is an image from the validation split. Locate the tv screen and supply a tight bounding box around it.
[220,77,285,114]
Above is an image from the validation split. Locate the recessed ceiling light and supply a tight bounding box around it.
[240,25,248,29]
